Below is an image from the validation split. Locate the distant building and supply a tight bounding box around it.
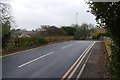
[18,33,31,38]
[11,29,38,38]
[21,31,37,36]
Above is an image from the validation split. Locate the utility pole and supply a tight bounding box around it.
[75,13,78,39]
[76,13,78,25]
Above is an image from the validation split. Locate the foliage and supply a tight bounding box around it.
[93,33,109,40]
[61,26,76,36]
[36,24,94,40]
[0,1,12,48]
[46,36,73,42]
[72,23,91,40]
[2,20,11,48]
[103,38,111,56]
[38,25,65,36]
[7,35,73,49]
[32,36,48,45]
[79,23,90,39]
[12,36,48,47]
[87,2,120,79]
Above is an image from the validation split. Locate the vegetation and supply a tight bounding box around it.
[103,38,111,56]
[0,1,73,54]
[1,1,105,57]
[0,1,12,48]
[87,2,120,79]
[61,26,76,36]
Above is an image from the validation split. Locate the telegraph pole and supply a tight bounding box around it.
[76,13,78,25]
[75,13,78,39]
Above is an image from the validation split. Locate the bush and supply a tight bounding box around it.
[32,37,48,44]
[19,37,32,47]
[45,36,73,42]
[87,2,120,79]
[11,36,48,47]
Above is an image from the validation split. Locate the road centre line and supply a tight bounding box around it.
[61,44,73,49]
[18,51,54,68]
[61,42,95,79]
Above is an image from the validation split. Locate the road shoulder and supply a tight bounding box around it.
[80,42,109,78]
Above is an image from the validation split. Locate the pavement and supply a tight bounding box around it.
[80,42,108,78]
[2,40,108,79]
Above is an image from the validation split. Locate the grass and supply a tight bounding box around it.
[103,37,111,56]
[0,49,2,56]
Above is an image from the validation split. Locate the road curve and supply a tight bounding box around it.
[2,40,94,78]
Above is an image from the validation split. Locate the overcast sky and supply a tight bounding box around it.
[10,0,96,30]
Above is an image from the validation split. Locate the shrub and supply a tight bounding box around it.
[32,36,48,45]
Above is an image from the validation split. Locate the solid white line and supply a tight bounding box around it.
[18,51,54,68]
[76,44,94,78]
[67,42,96,78]
[61,44,72,49]
[76,64,86,78]
[61,42,94,79]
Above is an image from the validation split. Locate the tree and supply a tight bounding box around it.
[87,2,120,79]
[61,26,76,36]
[67,23,91,40]
[80,23,90,39]
[70,24,80,40]
[38,25,65,36]
[1,0,13,48]
[72,23,90,40]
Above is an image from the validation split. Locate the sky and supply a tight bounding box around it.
[10,0,96,30]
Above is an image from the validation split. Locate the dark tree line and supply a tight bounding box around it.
[35,23,93,40]
[88,2,120,79]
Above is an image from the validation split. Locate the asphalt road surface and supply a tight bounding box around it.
[2,40,94,78]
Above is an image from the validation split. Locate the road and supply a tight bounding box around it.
[2,40,95,78]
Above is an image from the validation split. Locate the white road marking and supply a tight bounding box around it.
[18,51,54,68]
[77,43,94,78]
[61,41,95,79]
[61,44,73,49]
[68,42,96,78]
[76,64,86,78]
[1,41,70,58]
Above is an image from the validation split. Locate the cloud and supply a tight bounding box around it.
[10,0,96,30]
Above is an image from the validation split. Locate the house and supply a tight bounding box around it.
[11,29,38,38]
[18,33,31,38]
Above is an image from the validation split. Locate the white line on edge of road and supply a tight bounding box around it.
[18,51,54,68]
[76,63,86,78]
[61,44,73,49]
[61,42,95,79]
[76,42,96,78]
[67,41,96,78]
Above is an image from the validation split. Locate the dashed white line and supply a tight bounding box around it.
[61,44,73,49]
[18,51,54,68]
